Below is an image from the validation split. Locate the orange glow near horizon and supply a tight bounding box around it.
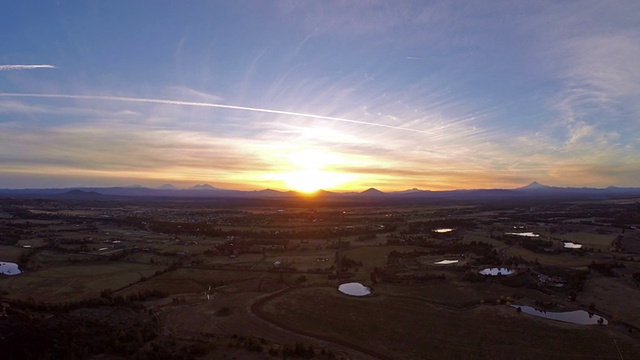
[264,149,356,192]
[0,153,544,192]
[282,169,353,193]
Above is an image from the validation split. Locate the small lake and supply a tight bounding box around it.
[505,232,539,237]
[338,282,371,297]
[433,228,453,233]
[434,259,459,265]
[479,268,514,276]
[563,242,583,249]
[513,305,608,325]
[0,261,21,275]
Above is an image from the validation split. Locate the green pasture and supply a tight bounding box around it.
[555,232,616,251]
[0,245,26,262]
[120,268,262,296]
[581,276,640,328]
[259,252,335,272]
[0,262,162,302]
[258,286,640,360]
[342,245,426,282]
[503,245,607,267]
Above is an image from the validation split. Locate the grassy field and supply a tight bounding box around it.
[16,238,49,248]
[555,232,616,251]
[0,262,163,302]
[259,252,335,272]
[259,286,640,360]
[123,252,177,265]
[0,245,26,262]
[199,253,265,268]
[463,232,507,247]
[118,268,265,296]
[503,245,608,267]
[580,276,640,328]
[375,281,526,308]
[343,245,426,282]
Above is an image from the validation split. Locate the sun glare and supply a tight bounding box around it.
[283,169,351,193]
[271,150,352,193]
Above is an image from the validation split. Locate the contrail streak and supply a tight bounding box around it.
[0,92,428,134]
[0,65,57,71]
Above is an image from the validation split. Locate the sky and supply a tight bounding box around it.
[1,1,640,192]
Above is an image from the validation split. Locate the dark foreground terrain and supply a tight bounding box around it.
[1,195,640,359]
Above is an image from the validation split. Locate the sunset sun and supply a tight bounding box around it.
[283,169,351,193]
[276,150,352,193]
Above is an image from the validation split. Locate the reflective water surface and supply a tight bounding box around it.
[338,282,371,296]
[0,261,21,275]
[479,268,514,276]
[513,305,608,325]
[434,259,459,265]
[505,232,539,237]
[563,242,583,249]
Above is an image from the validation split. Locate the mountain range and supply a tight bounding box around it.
[1,182,640,202]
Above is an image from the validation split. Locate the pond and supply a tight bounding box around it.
[513,305,608,325]
[433,228,453,233]
[0,261,21,275]
[505,232,539,237]
[479,267,514,276]
[434,259,459,265]
[338,282,371,297]
[563,242,583,249]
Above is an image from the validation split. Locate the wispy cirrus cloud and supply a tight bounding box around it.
[0,93,429,134]
[502,0,640,184]
[0,83,499,190]
[0,64,57,71]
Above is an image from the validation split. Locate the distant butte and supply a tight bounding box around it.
[190,184,218,190]
[361,188,385,196]
[517,181,551,190]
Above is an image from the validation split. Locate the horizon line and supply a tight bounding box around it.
[0,181,635,193]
